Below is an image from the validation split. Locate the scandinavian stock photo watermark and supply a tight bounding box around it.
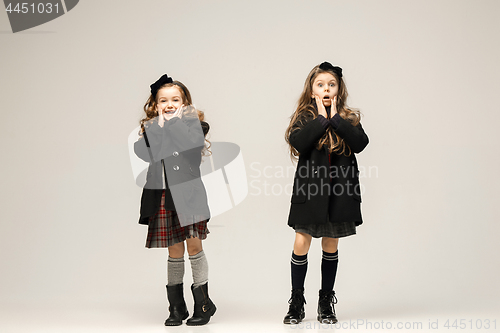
[288,318,498,330]
[3,0,79,33]
[249,161,378,198]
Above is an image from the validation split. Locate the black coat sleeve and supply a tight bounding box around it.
[288,113,327,156]
[334,117,369,154]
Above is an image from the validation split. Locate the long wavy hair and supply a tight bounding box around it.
[139,81,211,156]
[285,64,361,160]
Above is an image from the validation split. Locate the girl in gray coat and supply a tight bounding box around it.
[135,74,215,326]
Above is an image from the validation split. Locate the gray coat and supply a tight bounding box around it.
[134,114,210,226]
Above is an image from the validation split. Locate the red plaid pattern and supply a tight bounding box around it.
[146,191,209,248]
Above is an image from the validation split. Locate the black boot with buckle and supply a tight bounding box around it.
[317,289,338,324]
[186,282,216,326]
[164,283,189,326]
[283,288,306,324]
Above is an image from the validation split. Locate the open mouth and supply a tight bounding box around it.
[323,96,330,100]
[165,110,175,114]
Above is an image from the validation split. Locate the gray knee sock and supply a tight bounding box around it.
[189,250,208,288]
[167,256,185,286]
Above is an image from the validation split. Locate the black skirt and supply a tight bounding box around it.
[293,221,356,238]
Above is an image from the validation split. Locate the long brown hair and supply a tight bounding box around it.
[285,64,361,160]
[139,81,211,156]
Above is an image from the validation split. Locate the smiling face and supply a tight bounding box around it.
[156,86,183,115]
[312,72,339,107]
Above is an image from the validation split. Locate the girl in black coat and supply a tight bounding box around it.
[134,74,216,326]
[283,63,369,324]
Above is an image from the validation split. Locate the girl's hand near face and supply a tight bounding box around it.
[314,95,328,118]
[172,104,184,120]
[163,104,184,121]
[157,106,165,128]
[159,104,184,123]
[331,96,338,116]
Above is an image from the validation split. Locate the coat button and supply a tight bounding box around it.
[173,151,179,157]
[173,165,179,171]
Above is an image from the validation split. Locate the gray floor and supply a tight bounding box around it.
[2,299,498,333]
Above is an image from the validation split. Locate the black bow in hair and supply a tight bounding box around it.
[319,62,343,78]
[150,74,173,98]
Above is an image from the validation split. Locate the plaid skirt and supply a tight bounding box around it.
[146,191,209,248]
[293,221,356,239]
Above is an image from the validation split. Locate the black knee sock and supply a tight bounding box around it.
[291,252,308,290]
[321,250,338,291]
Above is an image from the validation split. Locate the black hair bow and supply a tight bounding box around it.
[319,62,343,78]
[150,74,173,98]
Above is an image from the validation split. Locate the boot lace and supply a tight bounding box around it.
[288,289,306,308]
[319,291,337,307]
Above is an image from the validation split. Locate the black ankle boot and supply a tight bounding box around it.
[283,288,306,324]
[186,282,216,326]
[317,289,337,324]
[164,283,189,326]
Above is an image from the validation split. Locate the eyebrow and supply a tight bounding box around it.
[158,95,181,99]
